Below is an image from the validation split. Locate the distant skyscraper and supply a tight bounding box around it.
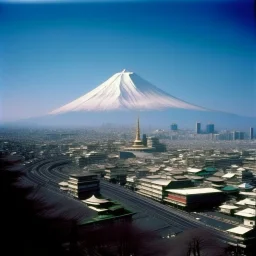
[171,123,178,131]
[206,123,215,134]
[142,134,147,146]
[232,131,239,140]
[239,132,245,140]
[232,131,244,140]
[196,122,201,134]
[250,127,254,140]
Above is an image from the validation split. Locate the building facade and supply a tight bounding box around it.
[196,122,201,134]
[206,123,215,134]
[68,173,100,199]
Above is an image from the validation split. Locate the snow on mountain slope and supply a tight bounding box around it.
[50,69,206,114]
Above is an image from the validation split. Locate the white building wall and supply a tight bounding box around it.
[244,218,255,227]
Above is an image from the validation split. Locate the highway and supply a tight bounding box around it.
[23,157,97,220]
[23,158,237,245]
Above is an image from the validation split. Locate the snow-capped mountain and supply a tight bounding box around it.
[6,70,255,129]
[50,69,206,114]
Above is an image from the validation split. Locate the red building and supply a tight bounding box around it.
[164,187,224,210]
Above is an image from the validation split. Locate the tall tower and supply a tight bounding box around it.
[135,117,140,141]
[196,122,201,134]
[250,127,254,140]
[133,116,143,147]
[142,134,147,146]
[171,123,178,131]
[206,123,214,134]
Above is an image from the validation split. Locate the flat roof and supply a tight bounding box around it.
[187,168,202,173]
[240,192,256,197]
[166,187,222,195]
[227,226,253,235]
[173,175,188,180]
[185,175,204,180]
[140,178,172,186]
[222,173,236,178]
[164,167,174,171]
[206,177,224,182]
[235,208,256,218]
[238,183,254,189]
[58,181,69,186]
[219,204,239,210]
[70,173,97,178]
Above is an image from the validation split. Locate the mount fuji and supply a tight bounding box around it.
[50,69,205,114]
[9,70,256,129]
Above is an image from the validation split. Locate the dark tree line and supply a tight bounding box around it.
[0,155,167,256]
[0,155,82,256]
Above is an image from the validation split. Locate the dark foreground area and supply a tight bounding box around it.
[1,155,254,256]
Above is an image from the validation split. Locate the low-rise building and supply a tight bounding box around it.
[235,208,256,227]
[80,194,134,228]
[104,165,127,185]
[59,181,69,192]
[205,177,225,189]
[68,173,100,199]
[226,226,256,251]
[164,187,224,210]
[219,204,239,215]
[136,176,194,202]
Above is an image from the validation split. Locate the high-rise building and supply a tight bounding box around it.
[196,122,201,134]
[147,136,167,152]
[232,131,245,140]
[250,127,254,140]
[206,123,214,134]
[171,123,178,131]
[68,173,100,199]
[239,132,245,140]
[142,134,147,146]
[232,131,240,140]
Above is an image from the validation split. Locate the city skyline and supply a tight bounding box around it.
[1,0,255,122]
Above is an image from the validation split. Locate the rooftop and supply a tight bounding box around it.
[83,195,109,205]
[238,183,254,189]
[166,187,222,195]
[187,168,202,173]
[227,226,253,235]
[222,173,236,178]
[139,178,172,186]
[70,173,97,178]
[235,208,256,218]
[206,177,224,182]
[221,185,239,192]
[219,204,239,210]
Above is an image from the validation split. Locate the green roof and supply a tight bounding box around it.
[109,205,124,211]
[196,171,209,176]
[203,167,217,172]
[221,185,239,191]
[79,212,133,225]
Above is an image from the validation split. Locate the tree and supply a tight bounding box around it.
[166,228,226,256]
[79,222,169,256]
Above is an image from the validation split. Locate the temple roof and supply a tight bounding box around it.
[83,195,109,204]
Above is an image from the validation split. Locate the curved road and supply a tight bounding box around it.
[24,158,237,245]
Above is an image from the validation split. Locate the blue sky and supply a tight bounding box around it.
[1,0,255,121]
